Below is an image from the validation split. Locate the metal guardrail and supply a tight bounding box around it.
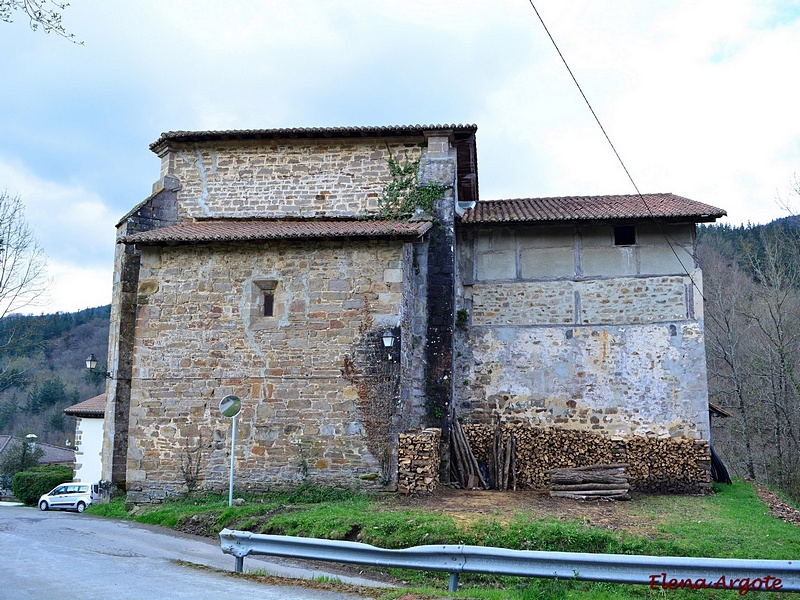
[219,529,800,593]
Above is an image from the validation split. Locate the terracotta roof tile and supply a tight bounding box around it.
[461,194,726,224]
[150,124,477,152]
[64,394,106,418]
[119,219,433,245]
[0,435,74,465]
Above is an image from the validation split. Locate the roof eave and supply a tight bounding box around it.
[150,124,478,155]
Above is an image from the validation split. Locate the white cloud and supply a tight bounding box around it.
[0,158,115,312]
[1,0,799,314]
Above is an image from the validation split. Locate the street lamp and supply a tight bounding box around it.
[85,354,112,378]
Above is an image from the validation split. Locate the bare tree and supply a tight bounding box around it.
[701,243,758,479]
[0,0,80,42]
[0,192,48,319]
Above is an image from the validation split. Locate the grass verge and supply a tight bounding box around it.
[88,480,799,599]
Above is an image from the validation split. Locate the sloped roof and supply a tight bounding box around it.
[119,219,433,246]
[461,194,726,224]
[64,394,106,418]
[150,124,478,153]
[0,435,74,465]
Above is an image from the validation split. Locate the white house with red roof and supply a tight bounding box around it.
[64,394,105,484]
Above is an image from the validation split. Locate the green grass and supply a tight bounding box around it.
[87,481,800,599]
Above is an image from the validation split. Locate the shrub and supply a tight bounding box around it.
[12,465,73,505]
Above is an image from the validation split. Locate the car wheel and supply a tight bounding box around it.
[39,500,48,511]
[76,501,86,513]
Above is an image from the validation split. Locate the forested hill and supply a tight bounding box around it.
[697,217,800,501]
[0,306,110,446]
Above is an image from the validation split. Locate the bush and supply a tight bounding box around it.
[12,465,73,505]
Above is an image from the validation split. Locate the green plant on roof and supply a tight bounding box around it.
[376,147,450,220]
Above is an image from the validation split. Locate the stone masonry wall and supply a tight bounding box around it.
[158,139,424,219]
[471,276,689,326]
[125,238,408,502]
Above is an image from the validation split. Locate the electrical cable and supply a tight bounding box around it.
[527,1,708,302]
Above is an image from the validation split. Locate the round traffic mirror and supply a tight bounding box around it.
[219,395,242,418]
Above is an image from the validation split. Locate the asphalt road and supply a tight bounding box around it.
[0,503,382,600]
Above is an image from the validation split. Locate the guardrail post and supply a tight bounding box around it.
[235,556,244,573]
[448,572,459,592]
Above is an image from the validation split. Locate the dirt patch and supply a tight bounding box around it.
[753,485,800,527]
[393,487,640,532]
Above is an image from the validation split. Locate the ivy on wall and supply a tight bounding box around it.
[375,148,449,220]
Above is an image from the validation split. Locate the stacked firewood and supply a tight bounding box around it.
[461,423,623,489]
[397,428,440,495]
[459,423,711,494]
[549,463,630,500]
[625,436,712,494]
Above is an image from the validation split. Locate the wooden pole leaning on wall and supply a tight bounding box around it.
[449,419,488,489]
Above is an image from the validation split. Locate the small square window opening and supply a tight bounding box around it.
[613,226,636,246]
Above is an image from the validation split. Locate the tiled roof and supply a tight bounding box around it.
[150,124,478,152]
[119,219,433,245]
[461,194,726,224]
[0,435,74,465]
[64,394,106,418]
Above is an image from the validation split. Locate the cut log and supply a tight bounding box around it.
[550,488,630,497]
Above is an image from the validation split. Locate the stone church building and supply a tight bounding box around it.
[101,125,725,502]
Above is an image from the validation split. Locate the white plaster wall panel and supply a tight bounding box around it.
[637,223,694,245]
[581,246,638,277]
[520,246,575,278]
[476,250,516,280]
[517,227,574,249]
[580,226,614,247]
[638,244,694,275]
[490,229,516,251]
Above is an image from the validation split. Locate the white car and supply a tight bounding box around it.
[38,482,94,513]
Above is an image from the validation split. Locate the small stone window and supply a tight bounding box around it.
[613,226,636,246]
[249,279,279,319]
[263,291,275,317]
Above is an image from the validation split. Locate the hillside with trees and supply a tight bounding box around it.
[698,218,800,501]
[0,306,110,446]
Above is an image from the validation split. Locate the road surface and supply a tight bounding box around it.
[0,503,385,599]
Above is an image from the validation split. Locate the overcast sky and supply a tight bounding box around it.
[1,0,799,314]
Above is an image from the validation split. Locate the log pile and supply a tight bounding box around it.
[625,436,712,494]
[459,423,711,494]
[549,463,630,500]
[461,423,622,489]
[397,428,440,495]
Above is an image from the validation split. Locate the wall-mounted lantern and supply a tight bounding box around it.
[85,354,112,379]
[382,330,396,349]
[382,329,400,362]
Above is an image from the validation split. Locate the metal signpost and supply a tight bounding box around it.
[219,395,242,507]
